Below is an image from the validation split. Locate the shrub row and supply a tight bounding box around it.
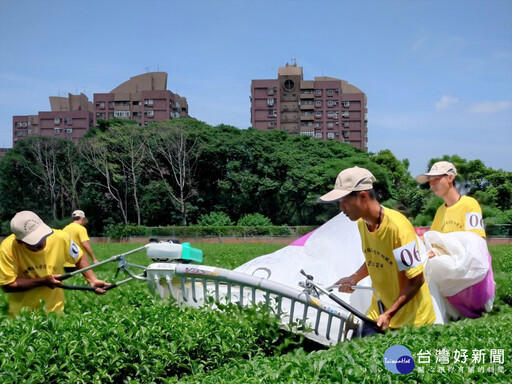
[103,224,318,240]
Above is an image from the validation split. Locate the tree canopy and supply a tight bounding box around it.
[1,119,510,235]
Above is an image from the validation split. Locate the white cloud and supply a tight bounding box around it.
[411,37,429,51]
[466,101,512,114]
[435,95,460,110]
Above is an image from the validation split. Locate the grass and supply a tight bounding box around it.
[0,242,510,383]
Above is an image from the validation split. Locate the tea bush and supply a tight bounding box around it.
[0,243,510,383]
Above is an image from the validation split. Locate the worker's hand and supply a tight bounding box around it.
[89,279,109,295]
[427,250,436,259]
[376,312,391,331]
[92,258,99,264]
[43,275,63,289]
[334,276,357,293]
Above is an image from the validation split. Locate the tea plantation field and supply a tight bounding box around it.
[1,243,511,383]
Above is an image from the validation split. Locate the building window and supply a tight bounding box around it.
[315,132,323,139]
[343,131,350,138]
[328,122,334,128]
[327,100,337,107]
[115,101,130,106]
[96,112,105,119]
[342,111,350,118]
[267,98,275,106]
[268,109,277,117]
[342,101,350,108]
[327,89,334,95]
[315,89,322,95]
[65,128,73,133]
[314,122,322,128]
[54,118,61,125]
[300,131,314,137]
[109,101,115,108]
[97,101,105,109]
[65,118,73,125]
[145,110,154,117]
[343,122,350,127]
[133,101,141,106]
[315,100,322,106]
[268,121,275,127]
[315,111,322,118]
[284,80,295,91]
[302,111,313,116]
[114,110,131,118]
[144,99,154,106]
[54,128,62,134]
[108,112,114,118]
[301,121,313,127]
[327,132,335,140]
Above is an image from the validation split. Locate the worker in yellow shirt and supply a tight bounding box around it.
[318,167,436,335]
[0,211,108,317]
[416,161,495,318]
[63,210,99,266]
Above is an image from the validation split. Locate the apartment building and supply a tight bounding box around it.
[93,72,189,126]
[13,93,93,146]
[12,72,189,146]
[250,63,368,150]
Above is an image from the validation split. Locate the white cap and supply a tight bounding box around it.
[416,161,457,183]
[318,166,376,203]
[11,211,53,246]
[72,210,86,219]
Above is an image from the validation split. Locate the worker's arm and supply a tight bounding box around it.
[334,263,369,293]
[81,240,99,263]
[75,253,108,293]
[376,272,425,330]
[1,275,62,292]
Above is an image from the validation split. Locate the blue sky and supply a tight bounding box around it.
[1,0,511,177]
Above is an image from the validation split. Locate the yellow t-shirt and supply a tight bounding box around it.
[0,230,83,316]
[431,196,486,238]
[63,222,90,267]
[358,207,436,329]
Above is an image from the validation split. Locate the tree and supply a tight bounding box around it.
[370,149,425,218]
[146,120,201,226]
[79,135,130,225]
[58,139,83,213]
[24,137,62,220]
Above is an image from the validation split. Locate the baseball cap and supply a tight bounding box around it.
[11,211,53,246]
[317,166,376,203]
[416,161,457,184]
[72,210,86,219]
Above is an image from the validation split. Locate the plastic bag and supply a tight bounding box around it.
[423,231,489,296]
[423,230,495,319]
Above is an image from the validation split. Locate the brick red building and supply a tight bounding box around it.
[12,72,189,146]
[251,63,368,150]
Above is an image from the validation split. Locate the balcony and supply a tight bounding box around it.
[300,90,314,99]
[300,102,314,110]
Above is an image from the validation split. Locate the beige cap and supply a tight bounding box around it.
[11,211,53,246]
[318,166,376,203]
[72,210,86,219]
[416,161,457,183]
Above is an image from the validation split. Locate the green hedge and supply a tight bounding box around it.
[104,224,317,240]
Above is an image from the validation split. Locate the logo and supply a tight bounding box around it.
[383,345,415,374]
